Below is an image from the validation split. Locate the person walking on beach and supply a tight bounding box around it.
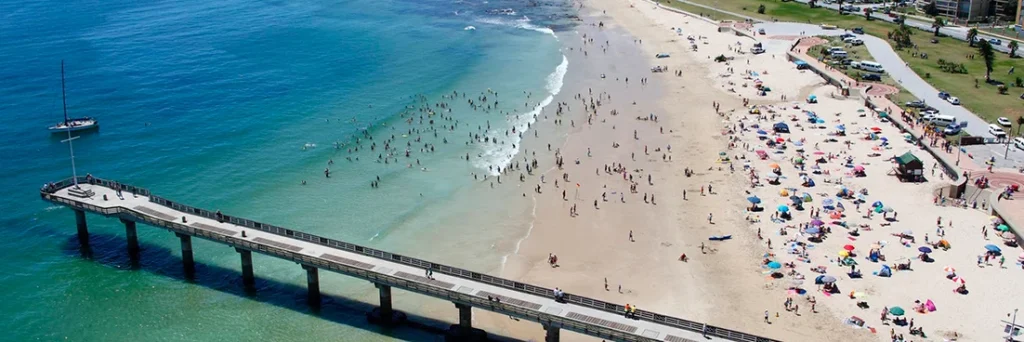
[764,310,770,323]
[629,230,634,242]
[707,213,713,224]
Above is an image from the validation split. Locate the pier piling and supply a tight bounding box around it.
[544,324,560,342]
[122,219,138,259]
[303,265,320,305]
[237,248,254,289]
[74,209,88,245]
[176,233,195,278]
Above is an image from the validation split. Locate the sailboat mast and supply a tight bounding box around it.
[61,60,69,123]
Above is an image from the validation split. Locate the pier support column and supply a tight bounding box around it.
[456,303,472,328]
[366,283,406,325]
[377,283,393,316]
[445,303,486,341]
[543,324,560,342]
[237,248,255,290]
[74,209,88,245]
[303,265,320,305]
[122,219,139,259]
[176,233,195,278]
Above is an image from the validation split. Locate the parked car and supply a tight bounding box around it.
[946,96,960,105]
[861,73,882,81]
[989,124,1008,139]
[905,99,929,107]
[840,33,856,40]
[989,38,1002,46]
[1014,137,1024,151]
[758,28,766,34]
[852,27,864,34]
[937,91,950,99]
[922,108,940,116]
[943,123,962,135]
[848,38,864,46]
[997,117,1012,127]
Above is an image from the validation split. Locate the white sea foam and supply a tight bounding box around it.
[475,16,557,39]
[500,193,539,270]
[473,54,567,175]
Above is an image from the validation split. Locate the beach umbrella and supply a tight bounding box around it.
[843,244,855,251]
[822,198,835,206]
[836,124,846,131]
[806,227,821,234]
[857,108,866,113]
[996,224,1010,232]
[880,137,889,141]
[838,250,850,257]
[811,219,825,226]
[802,193,813,202]
[767,261,782,269]
[747,196,762,204]
[769,162,781,169]
[1018,252,1024,261]
[775,137,785,143]
[889,307,905,316]
[778,205,790,212]
[882,206,894,213]
[830,211,842,219]
[871,201,883,208]
[953,276,965,284]
[780,189,789,196]
[757,129,768,135]
[870,127,882,132]
[853,165,865,172]
[818,275,837,283]
[813,151,825,155]
[902,230,914,236]
[918,246,933,253]
[943,265,956,274]
[793,141,804,147]
[984,244,1001,253]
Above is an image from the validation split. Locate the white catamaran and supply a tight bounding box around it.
[48,61,98,133]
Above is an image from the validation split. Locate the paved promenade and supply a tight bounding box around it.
[41,178,778,342]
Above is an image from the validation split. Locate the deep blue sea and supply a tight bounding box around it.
[0,0,571,340]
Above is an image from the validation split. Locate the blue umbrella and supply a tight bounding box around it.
[778,205,790,212]
[836,124,846,131]
[918,246,932,253]
[985,244,1001,253]
[806,227,821,234]
[748,196,762,204]
[767,261,782,269]
[822,198,835,206]
[871,201,883,208]
[880,137,888,141]
[757,129,768,135]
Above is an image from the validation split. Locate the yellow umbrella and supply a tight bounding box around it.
[780,189,790,196]
[838,250,850,257]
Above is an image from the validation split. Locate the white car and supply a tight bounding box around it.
[997,117,1012,127]
[1015,137,1024,151]
[946,96,960,105]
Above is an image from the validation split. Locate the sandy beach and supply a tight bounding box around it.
[460,0,1024,341]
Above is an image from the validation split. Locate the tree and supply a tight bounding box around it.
[1017,115,1024,135]
[932,17,945,36]
[809,0,817,8]
[924,1,939,16]
[1009,40,1019,58]
[758,4,766,14]
[892,25,914,49]
[978,40,995,81]
[967,28,978,47]
[865,7,873,21]
[838,0,844,15]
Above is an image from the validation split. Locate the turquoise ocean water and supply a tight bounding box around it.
[0,0,572,340]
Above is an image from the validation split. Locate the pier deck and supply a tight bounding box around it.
[41,177,777,342]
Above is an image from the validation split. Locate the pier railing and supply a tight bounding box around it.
[42,176,779,342]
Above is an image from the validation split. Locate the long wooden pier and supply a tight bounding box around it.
[41,176,778,342]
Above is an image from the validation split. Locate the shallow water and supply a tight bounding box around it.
[0,0,572,340]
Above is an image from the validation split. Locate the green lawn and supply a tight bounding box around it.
[660,0,745,22]
[673,0,1024,123]
[805,36,916,105]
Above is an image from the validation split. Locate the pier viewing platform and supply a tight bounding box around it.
[41,176,778,342]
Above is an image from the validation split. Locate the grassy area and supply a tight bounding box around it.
[674,0,1024,124]
[661,0,745,22]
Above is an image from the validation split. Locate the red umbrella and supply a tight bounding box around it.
[843,244,855,251]
[870,127,882,132]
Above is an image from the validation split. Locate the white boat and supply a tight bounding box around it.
[48,61,98,133]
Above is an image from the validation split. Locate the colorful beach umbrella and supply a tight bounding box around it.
[918,246,933,253]
[767,261,782,269]
[843,245,855,251]
[996,224,1010,232]
[889,307,905,316]
[943,265,956,274]
[853,165,865,172]
[811,219,825,226]
[838,250,850,257]
[817,275,837,283]
[747,196,762,204]
[806,227,821,234]
[778,205,790,212]
[769,162,780,169]
[984,244,1001,253]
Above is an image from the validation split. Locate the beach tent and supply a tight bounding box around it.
[876,265,892,277]
[773,122,790,133]
[794,60,809,69]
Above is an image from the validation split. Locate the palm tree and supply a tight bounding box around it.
[931,17,944,36]
[1009,40,1019,58]
[809,0,817,8]
[1017,115,1024,135]
[865,7,874,21]
[838,0,844,15]
[978,40,995,81]
[967,28,978,47]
